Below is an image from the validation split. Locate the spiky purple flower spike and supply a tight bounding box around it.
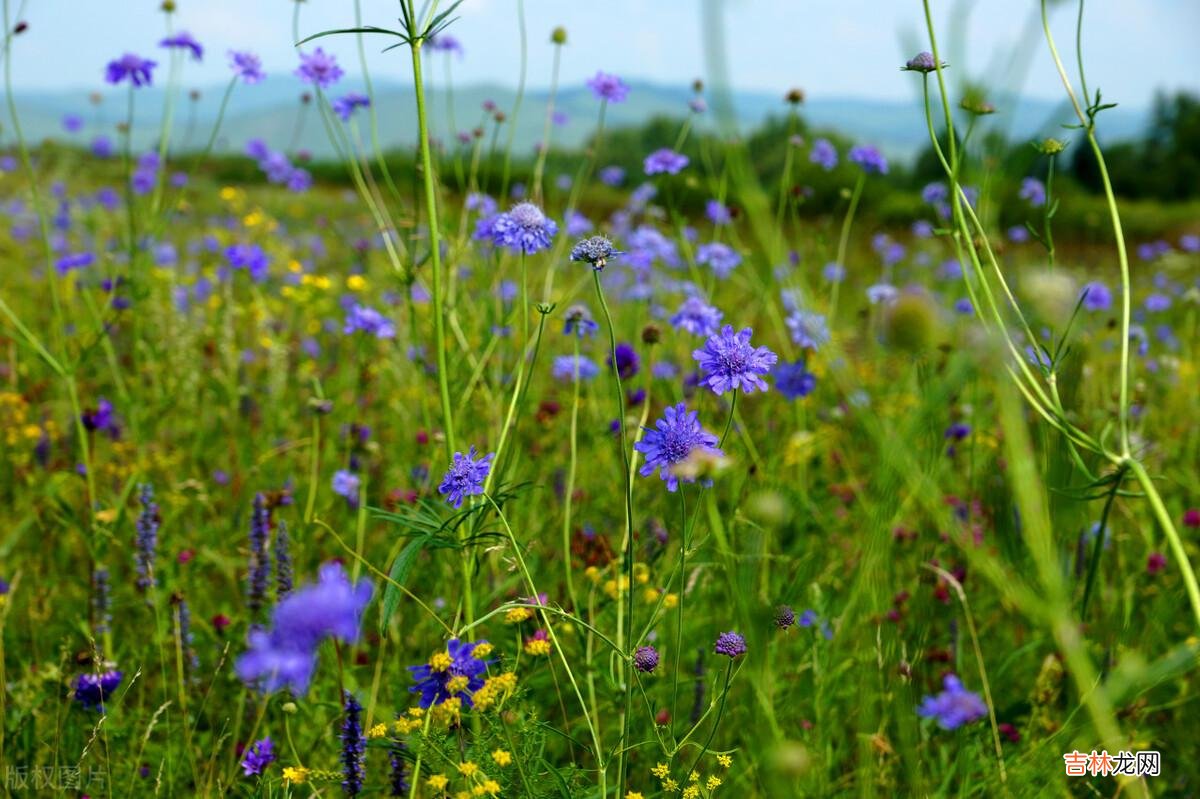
[341,691,366,795]
[247,493,271,619]
[134,484,159,594]
[274,520,293,599]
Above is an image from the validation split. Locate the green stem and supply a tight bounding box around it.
[562,335,582,611]
[830,173,864,322]
[1128,459,1200,629]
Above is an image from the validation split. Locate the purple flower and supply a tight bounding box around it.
[236,562,373,695]
[565,210,593,237]
[56,252,95,274]
[73,670,123,711]
[341,692,365,795]
[1019,177,1046,207]
[229,50,265,83]
[599,166,625,186]
[1180,233,1199,253]
[106,53,157,87]
[696,242,742,278]
[671,297,724,337]
[866,283,899,305]
[693,326,777,394]
[134,483,159,593]
[773,361,816,400]
[247,493,271,618]
[91,135,115,159]
[241,737,276,777]
[427,34,464,57]
[491,202,558,254]
[809,138,838,171]
[713,631,747,658]
[438,446,494,508]
[295,48,343,88]
[408,638,492,708]
[61,114,84,134]
[1080,281,1112,312]
[343,303,396,339]
[225,243,269,282]
[332,469,361,504]
[1144,293,1171,313]
[775,605,796,629]
[586,71,629,103]
[332,92,371,122]
[553,355,599,382]
[563,304,599,338]
[634,645,660,673]
[633,403,723,492]
[849,144,888,175]
[608,342,640,380]
[917,674,987,730]
[922,182,948,204]
[569,235,620,269]
[159,31,203,61]
[644,148,689,176]
[902,51,944,73]
[705,199,732,225]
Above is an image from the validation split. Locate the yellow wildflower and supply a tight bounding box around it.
[457,761,479,778]
[717,753,732,768]
[282,766,309,785]
[427,773,450,790]
[491,749,512,767]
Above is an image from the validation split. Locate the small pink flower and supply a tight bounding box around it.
[1147,552,1167,575]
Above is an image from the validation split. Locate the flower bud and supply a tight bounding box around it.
[550,26,567,45]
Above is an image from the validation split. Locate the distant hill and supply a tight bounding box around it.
[2,79,1150,163]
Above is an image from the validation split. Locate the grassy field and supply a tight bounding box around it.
[1,3,1199,798]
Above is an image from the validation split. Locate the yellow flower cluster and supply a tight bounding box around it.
[472,671,517,712]
[647,759,728,797]
[523,637,552,657]
[392,706,425,734]
[505,606,533,623]
[426,761,502,797]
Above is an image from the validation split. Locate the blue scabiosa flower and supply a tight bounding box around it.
[563,304,599,338]
[1019,177,1046,207]
[849,144,888,175]
[295,48,343,88]
[247,493,271,618]
[634,403,723,492]
[225,243,269,282]
[599,165,625,186]
[565,209,592,236]
[343,303,396,339]
[809,138,838,170]
[105,54,157,87]
[901,51,945,73]
[552,354,600,382]
[644,148,689,175]
[586,71,629,103]
[159,31,203,61]
[408,638,492,708]
[692,326,778,395]
[241,737,276,776]
[775,605,796,629]
[866,283,899,305]
[229,50,264,83]
[438,446,494,509]
[135,484,159,593]
[1080,281,1112,312]
[236,562,373,695]
[917,674,987,730]
[569,235,620,269]
[634,645,660,673]
[773,361,816,400]
[332,469,361,506]
[705,199,732,225]
[492,202,558,254]
[608,342,640,379]
[670,296,723,337]
[332,92,371,122]
[73,670,123,711]
[427,34,464,56]
[714,631,747,658]
[696,242,742,279]
[56,252,95,275]
[1144,293,1171,313]
[341,692,366,795]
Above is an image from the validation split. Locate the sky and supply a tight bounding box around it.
[7,0,1199,108]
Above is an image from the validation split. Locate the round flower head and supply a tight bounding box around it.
[241,737,276,776]
[295,48,343,88]
[1080,281,1112,312]
[773,361,816,400]
[74,669,123,710]
[917,674,987,730]
[692,325,778,395]
[670,297,723,337]
[229,50,265,83]
[105,53,157,87]
[714,631,747,658]
[634,645,660,673]
[696,242,742,279]
[586,71,629,103]
[491,202,558,254]
[809,138,838,171]
[644,148,689,176]
[608,342,640,380]
[901,51,946,73]
[438,446,494,509]
[563,304,599,338]
[159,31,204,61]
[633,402,723,492]
[332,92,371,122]
[570,235,620,270]
[775,605,796,630]
[849,145,888,175]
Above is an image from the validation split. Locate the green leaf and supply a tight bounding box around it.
[379,537,428,633]
[296,26,406,48]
